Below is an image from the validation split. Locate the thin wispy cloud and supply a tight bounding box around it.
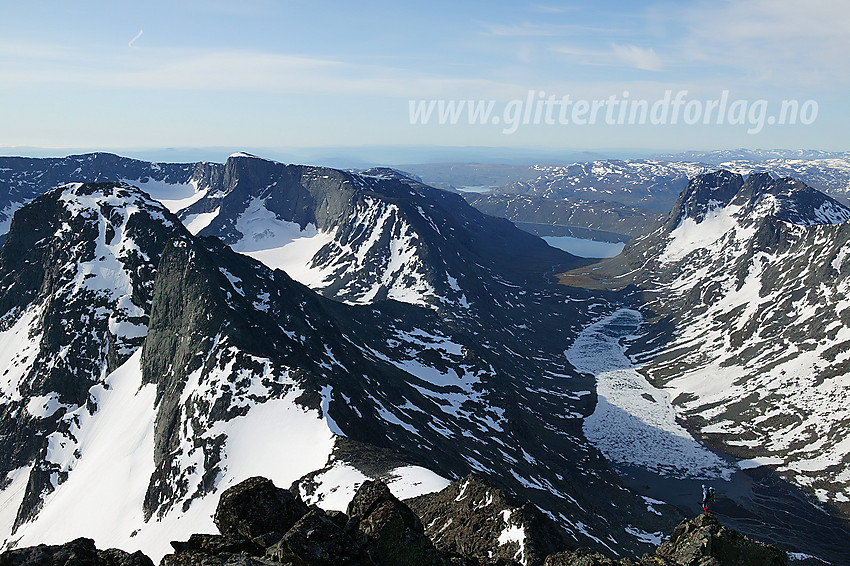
[480,22,626,38]
[551,44,662,72]
[0,43,525,100]
[531,4,575,14]
[481,22,568,37]
[674,0,850,86]
[611,44,662,72]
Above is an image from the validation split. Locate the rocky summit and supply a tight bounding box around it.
[0,476,788,566]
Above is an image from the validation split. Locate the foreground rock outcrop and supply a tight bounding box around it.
[162,476,445,566]
[0,537,153,566]
[544,514,788,566]
[0,476,790,566]
[654,514,787,566]
[408,474,572,565]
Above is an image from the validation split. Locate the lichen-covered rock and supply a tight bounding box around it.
[160,532,274,566]
[213,476,309,542]
[655,514,787,566]
[265,508,363,565]
[97,548,157,566]
[347,479,445,566]
[0,537,154,566]
[543,515,788,566]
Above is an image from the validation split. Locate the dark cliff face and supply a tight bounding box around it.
[663,170,850,233]
[664,169,742,228]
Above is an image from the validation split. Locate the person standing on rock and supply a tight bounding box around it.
[702,484,712,515]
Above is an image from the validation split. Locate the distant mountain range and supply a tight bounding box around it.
[450,153,850,242]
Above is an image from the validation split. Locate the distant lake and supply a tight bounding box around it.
[456,185,496,193]
[543,236,625,258]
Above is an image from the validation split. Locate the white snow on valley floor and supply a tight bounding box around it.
[738,456,785,470]
[566,309,733,480]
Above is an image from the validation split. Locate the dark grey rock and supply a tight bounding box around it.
[213,477,310,542]
[0,537,153,566]
[169,533,263,556]
[407,474,572,566]
[346,480,445,566]
[265,508,364,565]
[160,553,279,566]
[655,514,787,566]
[544,548,643,566]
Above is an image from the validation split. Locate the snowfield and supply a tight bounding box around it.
[566,309,734,480]
[1,346,449,561]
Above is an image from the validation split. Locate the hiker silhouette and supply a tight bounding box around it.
[702,484,715,514]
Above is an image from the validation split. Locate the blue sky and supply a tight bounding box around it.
[0,0,847,161]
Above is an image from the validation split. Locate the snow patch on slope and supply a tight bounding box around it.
[184,207,220,235]
[0,465,32,547]
[299,462,449,512]
[0,202,25,235]
[0,307,42,404]
[5,346,343,562]
[122,178,204,214]
[498,509,528,566]
[384,465,451,500]
[9,351,157,555]
[229,196,438,307]
[661,205,739,263]
[230,197,335,287]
